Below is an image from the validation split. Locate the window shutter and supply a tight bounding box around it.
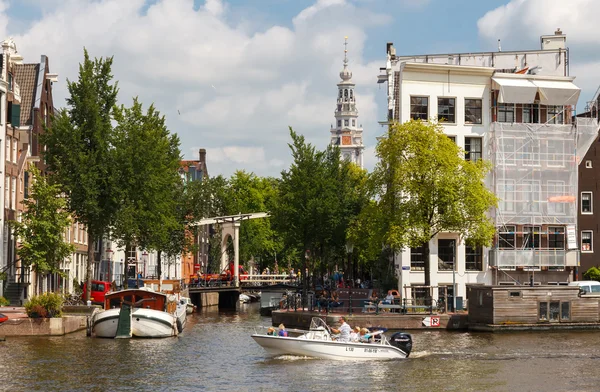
[11,103,20,127]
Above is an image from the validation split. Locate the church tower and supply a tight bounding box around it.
[330,37,364,168]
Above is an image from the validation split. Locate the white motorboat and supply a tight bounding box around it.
[182,296,196,314]
[251,317,412,360]
[172,295,187,333]
[92,288,179,338]
[239,294,251,303]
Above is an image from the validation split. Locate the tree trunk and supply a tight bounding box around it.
[424,240,432,306]
[85,232,93,302]
[157,251,162,279]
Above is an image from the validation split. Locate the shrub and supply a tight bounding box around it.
[25,292,64,318]
[0,296,9,306]
[583,266,600,281]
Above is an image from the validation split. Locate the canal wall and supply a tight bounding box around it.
[0,315,87,336]
[272,310,469,331]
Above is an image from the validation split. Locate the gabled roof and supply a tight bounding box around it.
[14,63,39,126]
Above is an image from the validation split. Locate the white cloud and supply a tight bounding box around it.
[477,0,600,102]
[4,0,390,177]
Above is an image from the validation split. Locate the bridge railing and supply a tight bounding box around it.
[241,274,297,285]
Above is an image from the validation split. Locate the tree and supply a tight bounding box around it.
[112,98,183,278]
[370,120,497,288]
[583,267,600,281]
[12,165,75,295]
[42,49,120,301]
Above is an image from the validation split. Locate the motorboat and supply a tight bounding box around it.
[92,288,179,338]
[239,294,251,303]
[251,317,412,360]
[182,296,196,314]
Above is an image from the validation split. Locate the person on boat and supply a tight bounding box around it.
[350,326,361,342]
[360,328,374,343]
[331,316,352,342]
[278,324,288,337]
[267,327,276,336]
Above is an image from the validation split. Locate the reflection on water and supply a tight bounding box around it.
[2,303,600,391]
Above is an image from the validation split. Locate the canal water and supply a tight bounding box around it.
[2,303,600,391]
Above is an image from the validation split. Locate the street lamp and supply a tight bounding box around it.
[142,251,148,278]
[345,241,354,315]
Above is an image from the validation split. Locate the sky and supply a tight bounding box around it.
[3,0,600,178]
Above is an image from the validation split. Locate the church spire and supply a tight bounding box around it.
[329,36,364,168]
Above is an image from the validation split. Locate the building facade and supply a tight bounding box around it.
[576,90,600,279]
[379,29,598,306]
[329,38,364,168]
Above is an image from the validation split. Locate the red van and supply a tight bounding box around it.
[82,280,112,305]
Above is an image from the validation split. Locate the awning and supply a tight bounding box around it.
[492,77,538,104]
[531,80,581,106]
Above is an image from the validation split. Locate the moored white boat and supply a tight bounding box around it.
[183,296,196,314]
[251,318,412,360]
[91,288,179,338]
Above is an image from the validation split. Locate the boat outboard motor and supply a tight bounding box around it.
[390,332,413,357]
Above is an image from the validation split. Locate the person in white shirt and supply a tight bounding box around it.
[331,316,352,342]
[349,326,361,342]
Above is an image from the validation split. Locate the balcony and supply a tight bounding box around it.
[489,249,578,269]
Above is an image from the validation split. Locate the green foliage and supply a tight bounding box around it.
[42,49,120,301]
[583,267,600,281]
[0,296,9,306]
[111,98,183,265]
[25,292,64,318]
[369,120,498,286]
[11,165,75,293]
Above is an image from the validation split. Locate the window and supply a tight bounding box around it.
[11,177,16,210]
[581,192,592,213]
[6,136,10,162]
[522,104,540,124]
[498,225,515,249]
[465,245,482,271]
[547,105,564,124]
[447,135,456,143]
[74,222,79,243]
[12,138,17,163]
[344,119,349,126]
[352,119,355,126]
[539,301,569,322]
[337,120,341,127]
[586,160,593,168]
[410,96,428,120]
[581,230,592,252]
[522,139,540,166]
[437,239,455,271]
[498,179,515,212]
[410,246,425,271]
[522,180,540,213]
[498,104,515,123]
[548,227,565,249]
[547,139,564,167]
[465,137,482,162]
[437,97,455,123]
[465,99,482,124]
[523,226,541,249]
[547,181,565,215]
[4,177,8,208]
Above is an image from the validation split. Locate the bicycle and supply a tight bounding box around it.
[63,293,83,306]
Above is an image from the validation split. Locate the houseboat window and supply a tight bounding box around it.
[110,298,121,309]
[465,245,482,271]
[410,96,428,121]
[560,302,570,320]
[549,301,560,321]
[410,246,425,270]
[509,291,521,297]
[539,302,548,321]
[437,239,456,271]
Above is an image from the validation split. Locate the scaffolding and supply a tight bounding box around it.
[487,117,598,268]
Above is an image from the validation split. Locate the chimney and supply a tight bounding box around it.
[199,148,206,164]
[541,28,566,50]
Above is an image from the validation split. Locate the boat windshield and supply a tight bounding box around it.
[309,317,329,331]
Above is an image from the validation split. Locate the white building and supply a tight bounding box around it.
[379,29,598,307]
[330,37,364,167]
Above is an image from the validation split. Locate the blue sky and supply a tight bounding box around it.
[2,0,599,177]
